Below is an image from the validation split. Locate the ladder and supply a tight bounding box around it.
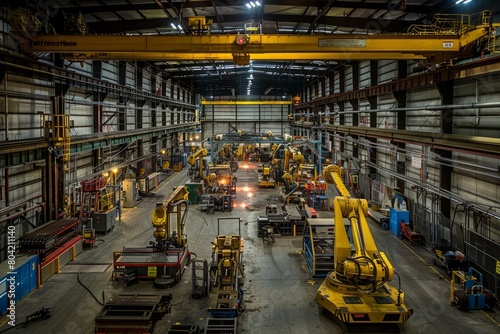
[42,114,71,170]
[79,178,107,221]
[191,259,209,299]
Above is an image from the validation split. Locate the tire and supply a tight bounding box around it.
[153,277,176,289]
[484,289,496,310]
[453,289,467,310]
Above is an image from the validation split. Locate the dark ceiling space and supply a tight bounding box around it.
[4,0,499,98]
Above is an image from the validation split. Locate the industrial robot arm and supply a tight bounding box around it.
[187,146,208,180]
[333,197,394,292]
[151,186,189,250]
[322,164,394,291]
[187,147,208,166]
[317,165,412,324]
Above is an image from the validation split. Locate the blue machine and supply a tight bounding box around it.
[0,254,39,316]
[451,267,496,311]
[389,207,409,238]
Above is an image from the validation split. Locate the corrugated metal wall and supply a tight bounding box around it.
[202,99,290,139]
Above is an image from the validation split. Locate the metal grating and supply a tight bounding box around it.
[374,296,394,304]
[343,297,363,304]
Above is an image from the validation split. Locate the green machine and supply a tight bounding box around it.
[185,181,204,204]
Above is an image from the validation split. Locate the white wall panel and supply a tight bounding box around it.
[142,66,151,93]
[5,165,42,206]
[359,60,371,88]
[126,62,136,88]
[378,60,398,84]
[102,61,119,83]
[334,72,341,94]
[343,103,353,126]
[66,60,92,76]
[375,95,396,129]
[2,74,52,141]
[407,87,441,133]
[359,99,371,128]
[345,66,353,92]
[453,75,500,137]
[65,89,93,136]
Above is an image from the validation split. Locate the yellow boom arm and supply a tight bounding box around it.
[322,164,394,289]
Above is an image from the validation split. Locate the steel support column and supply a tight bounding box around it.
[436,80,455,219]
[118,61,128,131]
[150,68,159,172]
[367,95,378,179]
[338,66,345,126]
[394,88,407,193]
[136,62,146,131]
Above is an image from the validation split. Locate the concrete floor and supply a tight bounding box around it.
[1,163,499,334]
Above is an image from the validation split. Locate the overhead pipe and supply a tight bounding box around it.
[347,134,500,176]
[364,161,500,221]
[0,195,42,217]
[70,152,157,186]
[436,156,499,172]
[432,160,500,181]
[332,101,500,114]
[0,202,45,225]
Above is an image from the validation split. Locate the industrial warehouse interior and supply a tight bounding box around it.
[1,0,500,333]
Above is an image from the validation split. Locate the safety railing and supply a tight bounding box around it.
[42,114,71,163]
[408,10,492,36]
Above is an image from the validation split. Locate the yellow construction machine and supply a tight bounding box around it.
[317,165,413,324]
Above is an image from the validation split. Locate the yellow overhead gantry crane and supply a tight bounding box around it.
[21,11,497,63]
[317,165,413,324]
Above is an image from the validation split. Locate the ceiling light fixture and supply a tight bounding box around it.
[171,22,183,31]
[245,1,261,9]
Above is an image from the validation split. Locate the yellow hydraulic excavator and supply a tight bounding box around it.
[317,165,413,324]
